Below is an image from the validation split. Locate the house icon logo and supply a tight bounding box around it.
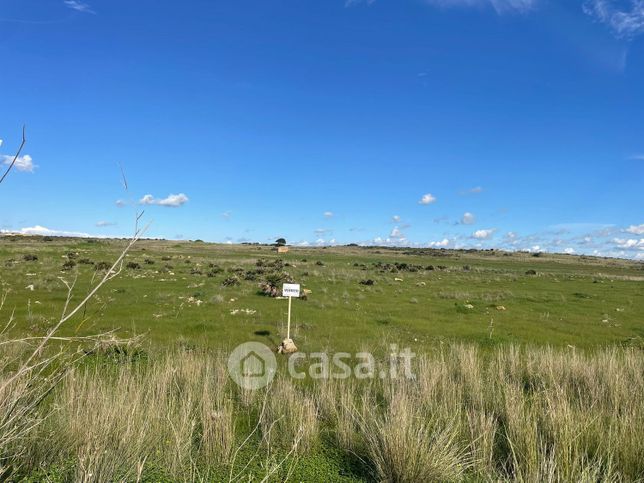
[228,342,276,390]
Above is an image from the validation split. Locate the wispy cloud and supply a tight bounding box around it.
[64,0,95,14]
[345,0,375,7]
[2,154,36,172]
[583,0,644,38]
[315,228,333,237]
[627,153,644,160]
[625,224,644,235]
[418,193,437,205]
[95,221,116,227]
[423,0,537,14]
[323,211,334,219]
[1,225,91,237]
[221,211,232,221]
[461,212,476,225]
[612,237,644,250]
[460,186,483,195]
[139,193,189,207]
[392,215,401,222]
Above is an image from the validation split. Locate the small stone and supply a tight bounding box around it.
[278,338,298,354]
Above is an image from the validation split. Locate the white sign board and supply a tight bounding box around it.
[282,283,301,298]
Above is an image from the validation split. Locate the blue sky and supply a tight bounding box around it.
[0,0,643,258]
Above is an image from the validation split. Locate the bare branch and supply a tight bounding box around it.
[0,125,26,186]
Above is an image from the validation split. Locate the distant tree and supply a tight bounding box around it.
[275,238,287,247]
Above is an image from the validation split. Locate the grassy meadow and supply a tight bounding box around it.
[1,235,643,481]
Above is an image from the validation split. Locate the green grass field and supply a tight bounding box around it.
[1,235,643,481]
[1,235,642,351]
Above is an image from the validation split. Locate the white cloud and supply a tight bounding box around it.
[221,211,232,221]
[2,154,36,172]
[115,199,127,208]
[315,228,333,236]
[428,238,450,247]
[613,237,644,250]
[64,0,96,14]
[139,193,189,207]
[323,211,334,219]
[95,221,116,227]
[424,0,536,14]
[2,225,91,237]
[460,186,483,195]
[564,247,576,254]
[473,228,496,239]
[627,154,644,160]
[0,139,3,147]
[583,0,644,38]
[461,212,476,225]
[390,226,404,239]
[392,215,401,222]
[625,224,644,235]
[418,193,437,205]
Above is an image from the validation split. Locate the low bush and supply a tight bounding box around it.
[222,276,239,287]
[95,261,111,271]
[61,260,76,271]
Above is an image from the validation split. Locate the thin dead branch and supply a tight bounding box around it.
[0,125,26,186]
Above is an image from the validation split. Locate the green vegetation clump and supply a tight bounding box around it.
[222,276,239,287]
[61,260,76,271]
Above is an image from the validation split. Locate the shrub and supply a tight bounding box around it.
[525,269,537,275]
[144,258,155,265]
[23,254,38,261]
[61,260,76,270]
[243,270,258,281]
[360,279,375,286]
[95,261,111,271]
[222,276,239,287]
[126,262,141,270]
[78,258,94,265]
[207,267,222,277]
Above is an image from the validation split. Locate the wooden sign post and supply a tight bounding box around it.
[279,283,300,354]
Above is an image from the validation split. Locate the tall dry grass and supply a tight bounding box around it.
[3,344,643,481]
